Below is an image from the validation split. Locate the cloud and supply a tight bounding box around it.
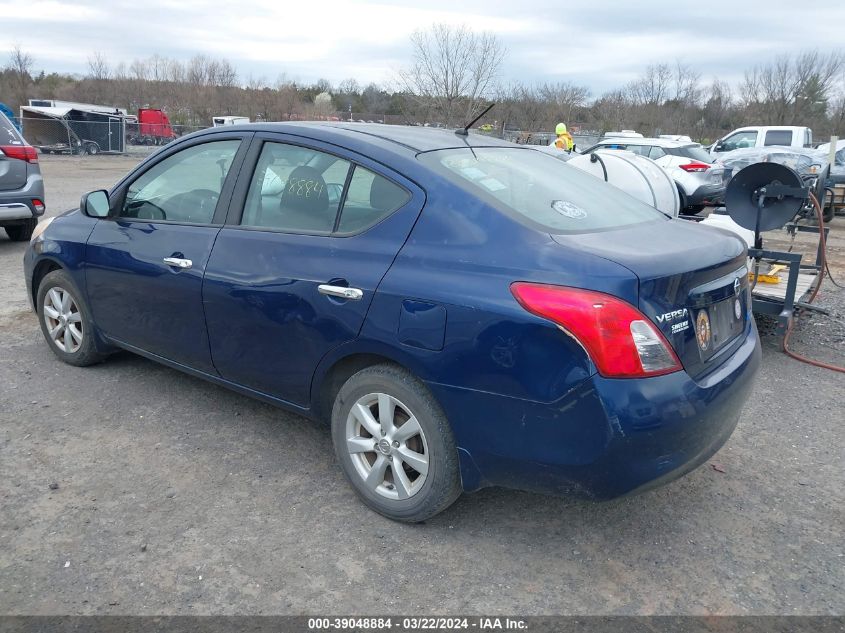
[1,0,843,95]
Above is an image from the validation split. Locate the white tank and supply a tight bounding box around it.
[700,212,756,248]
[566,149,680,217]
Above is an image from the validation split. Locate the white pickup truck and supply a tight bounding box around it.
[710,126,812,158]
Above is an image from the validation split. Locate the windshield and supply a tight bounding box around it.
[674,145,713,163]
[419,147,665,234]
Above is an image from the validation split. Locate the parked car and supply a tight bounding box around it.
[24,123,761,521]
[709,126,813,159]
[579,137,729,214]
[716,146,833,222]
[0,111,45,241]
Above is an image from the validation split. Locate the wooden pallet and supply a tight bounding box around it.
[752,272,818,301]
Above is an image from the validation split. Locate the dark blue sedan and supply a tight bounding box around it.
[24,123,761,521]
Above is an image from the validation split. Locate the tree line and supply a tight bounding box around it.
[2,27,844,143]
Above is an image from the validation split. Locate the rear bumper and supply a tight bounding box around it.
[0,174,45,220]
[434,320,761,498]
[686,182,726,207]
[0,202,36,221]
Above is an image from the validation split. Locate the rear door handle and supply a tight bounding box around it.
[318,284,363,300]
[163,257,192,269]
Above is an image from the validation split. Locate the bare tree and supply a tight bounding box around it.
[6,45,34,108]
[398,23,505,126]
[742,50,844,124]
[337,78,361,96]
[538,81,590,125]
[87,51,110,81]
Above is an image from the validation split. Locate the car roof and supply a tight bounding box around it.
[732,125,808,132]
[595,137,697,148]
[196,121,516,153]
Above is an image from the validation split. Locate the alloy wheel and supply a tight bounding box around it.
[42,286,84,354]
[345,392,429,500]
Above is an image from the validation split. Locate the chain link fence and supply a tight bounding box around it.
[18,112,592,156]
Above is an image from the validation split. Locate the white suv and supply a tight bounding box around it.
[579,138,729,214]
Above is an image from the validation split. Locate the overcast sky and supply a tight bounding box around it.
[3,0,845,96]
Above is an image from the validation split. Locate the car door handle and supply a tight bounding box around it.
[318,284,363,300]
[163,257,192,269]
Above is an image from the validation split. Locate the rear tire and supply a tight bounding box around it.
[331,364,462,522]
[85,143,100,155]
[4,218,37,241]
[36,270,105,367]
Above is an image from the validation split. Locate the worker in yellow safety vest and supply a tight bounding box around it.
[554,123,574,151]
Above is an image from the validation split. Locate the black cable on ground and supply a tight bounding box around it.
[781,191,845,374]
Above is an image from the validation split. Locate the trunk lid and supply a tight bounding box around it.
[0,152,29,190]
[553,219,750,379]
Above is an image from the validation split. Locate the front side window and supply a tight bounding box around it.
[420,147,664,233]
[721,131,757,151]
[121,140,240,223]
[623,144,650,157]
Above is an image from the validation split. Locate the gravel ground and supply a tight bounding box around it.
[0,154,843,615]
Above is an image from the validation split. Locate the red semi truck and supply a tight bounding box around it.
[126,109,177,146]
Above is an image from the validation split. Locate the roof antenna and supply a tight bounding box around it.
[455,103,495,137]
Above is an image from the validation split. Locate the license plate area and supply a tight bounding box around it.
[696,296,744,361]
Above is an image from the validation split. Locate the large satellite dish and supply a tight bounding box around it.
[725,162,807,235]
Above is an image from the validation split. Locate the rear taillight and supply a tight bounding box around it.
[32,199,45,212]
[0,145,38,164]
[510,283,682,378]
[679,161,710,172]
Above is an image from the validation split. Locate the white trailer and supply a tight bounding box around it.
[212,116,249,127]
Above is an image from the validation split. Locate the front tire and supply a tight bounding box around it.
[37,270,105,366]
[331,364,462,522]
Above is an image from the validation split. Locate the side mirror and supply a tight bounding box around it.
[81,190,110,218]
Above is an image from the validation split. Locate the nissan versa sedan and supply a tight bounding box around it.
[24,123,761,522]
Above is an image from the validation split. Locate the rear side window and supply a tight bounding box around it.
[764,130,793,146]
[420,147,664,234]
[648,146,667,160]
[337,166,410,233]
[0,112,23,145]
[242,142,350,233]
[241,142,409,234]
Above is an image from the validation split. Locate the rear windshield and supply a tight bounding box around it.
[419,147,665,233]
[673,145,713,163]
[0,112,23,145]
